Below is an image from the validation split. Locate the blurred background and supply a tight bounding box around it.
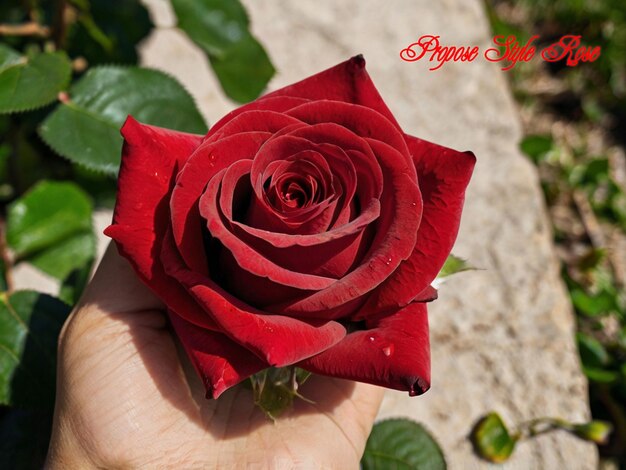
[0,0,624,468]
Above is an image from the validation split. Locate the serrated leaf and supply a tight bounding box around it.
[471,413,517,463]
[437,254,475,278]
[39,66,207,175]
[0,44,22,69]
[6,181,92,258]
[172,0,274,102]
[0,291,71,408]
[171,0,249,58]
[210,34,276,103]
[361,418,446,470]
[0,46,71,114]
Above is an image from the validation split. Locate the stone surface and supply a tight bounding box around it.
[15,0,597,467]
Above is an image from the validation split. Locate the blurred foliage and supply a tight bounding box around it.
[487,0,626,465]
[471,412,612,463]
[0,1,274,467]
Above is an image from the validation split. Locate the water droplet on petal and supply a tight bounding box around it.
[411,202,417,207]
[382,344,394,357]
[368,336,375,342]
[386,257,392,265]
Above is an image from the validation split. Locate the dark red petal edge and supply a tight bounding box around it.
[168,311,267,399]
[357,136,476,317]
[299,302,431,395]
[104,117,215,329]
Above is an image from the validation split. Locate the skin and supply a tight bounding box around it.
[46,245,384,469]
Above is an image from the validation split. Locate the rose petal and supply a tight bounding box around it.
[286,101,412,165]
[299,302,430,395]
[200,162,337,291]
[168,312,267,399]
[104,117,215,329]
[265,55,402,130]
[247,135,356,234]
[208,55,399,139]
[161,229,347,367]
[357,137,476,316]
[208,110,305,142]
[170,131,271,275]
[208,96,311,137]
[267,139,422,318]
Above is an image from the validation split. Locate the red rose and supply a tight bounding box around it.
[105,56,475,399]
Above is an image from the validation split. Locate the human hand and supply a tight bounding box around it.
[46,244,384,469]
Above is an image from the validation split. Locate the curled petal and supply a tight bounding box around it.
[199,162,338,291]
[208,96,311,138]
[286,101,412,167]
[161,229,347,367]
[170,131,271,275]
[299,302,430,395]
[268,139,422,318]
[357,136,476,316]
[168,312,267,399]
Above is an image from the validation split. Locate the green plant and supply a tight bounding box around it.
[0,1,274,466]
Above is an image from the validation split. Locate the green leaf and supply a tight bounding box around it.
[171,0,249,58]
[576,332,618,383]
[210,34,276,103]
[519,135,554,163]
[0,291,71,409]
[29,231,95,280]
[6,181,95,279]
[471,413,517,463]
[39,66,207,175]
[6,181,92,257]
[571,287,618,317]
[437,254,475,278]
[577,332,610,368]
[361,418,446,470]
[0,46,71,114]
[571,421,613,444]
[172,0,275,102]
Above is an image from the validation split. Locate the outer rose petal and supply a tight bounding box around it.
[357,136,476,317]
[299,302,430,395]
[264,55,402,130]
[168,312,267,399]
[208,55,400,137]
[104,117,216,329]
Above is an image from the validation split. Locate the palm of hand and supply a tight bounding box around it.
[47,247,383,469]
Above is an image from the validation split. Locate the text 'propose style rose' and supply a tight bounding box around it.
[105,56,475,399]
